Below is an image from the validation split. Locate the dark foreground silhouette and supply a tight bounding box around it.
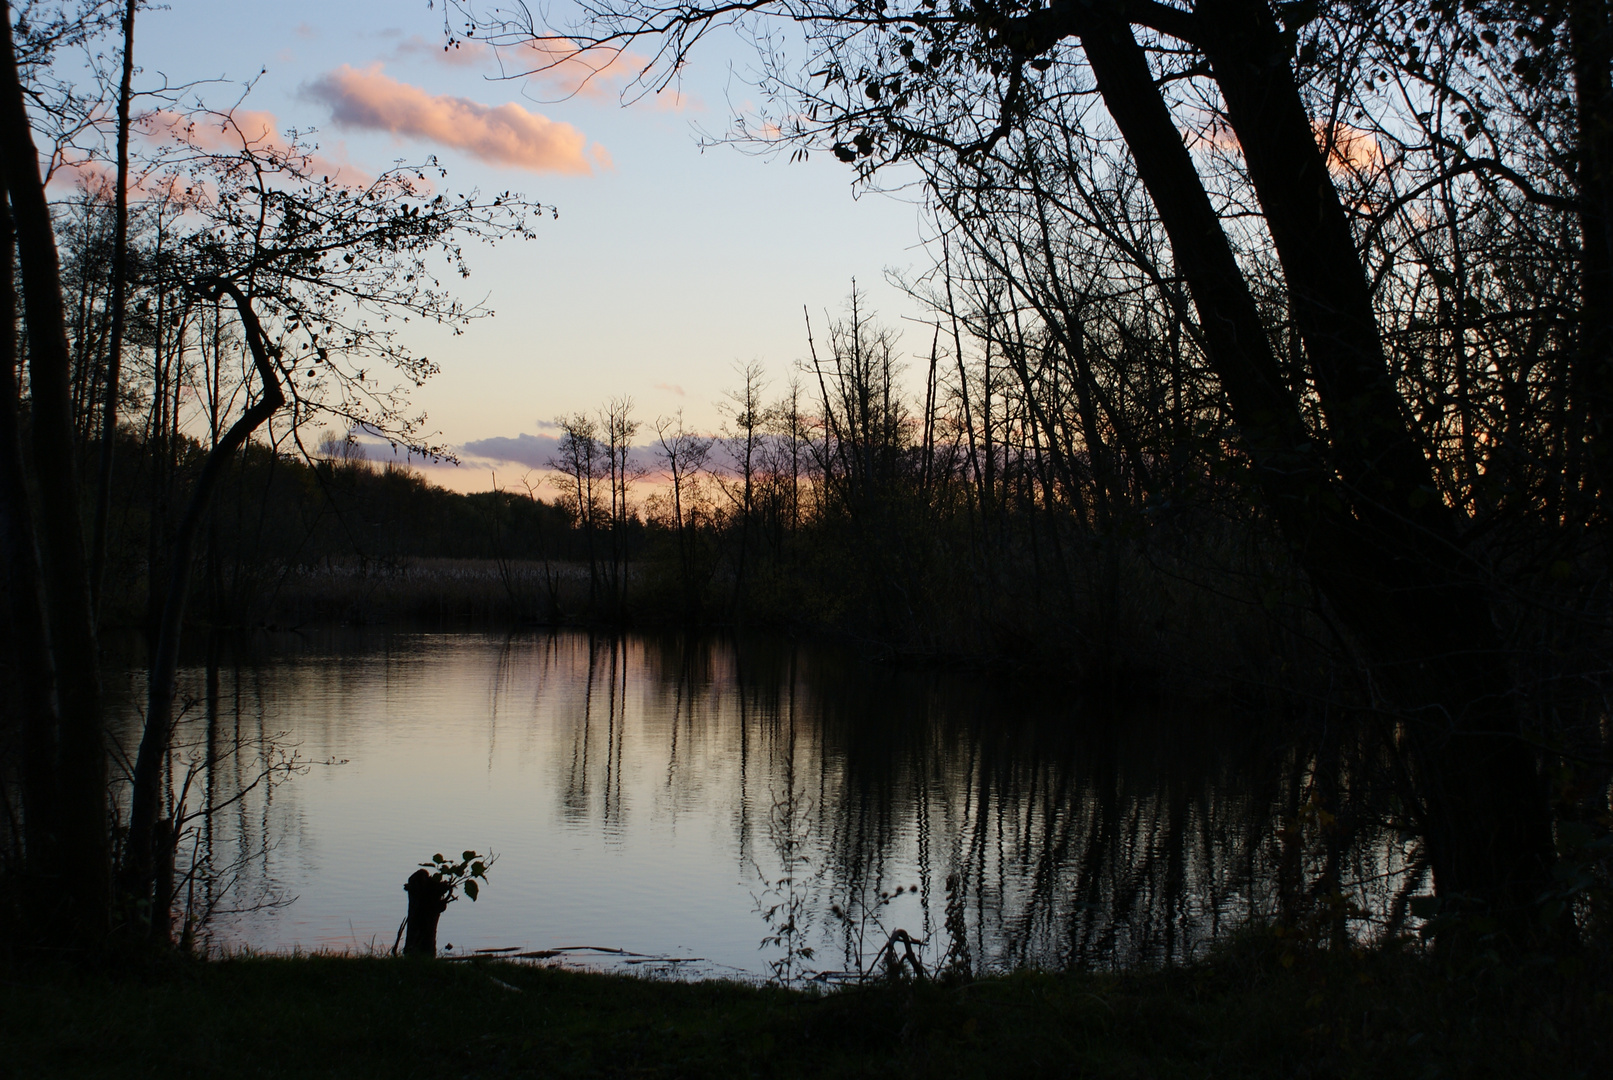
[4,935,1606,1079]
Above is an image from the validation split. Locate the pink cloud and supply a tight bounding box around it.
[49,157,194,199]
[517,40,698,111]
[142,108,370,186]
[519,39,642,101]
[155,107,281,151]
[304,64,602,174]
[46,151,125,194]
[386,34,698,112]
[650,87,700,113]
[1181,109,1385,177]
[654,382,686,397]
[1317,121,1386,175]
[390,34,492,69]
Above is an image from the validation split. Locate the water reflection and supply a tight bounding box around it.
[110,630,1419,975]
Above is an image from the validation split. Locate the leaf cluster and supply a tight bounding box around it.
[419,849,496,903]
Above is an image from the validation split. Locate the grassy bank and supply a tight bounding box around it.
[6,936,1607,1078]
[262,558,588,626]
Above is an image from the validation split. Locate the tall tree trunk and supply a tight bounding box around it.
[1570,0,1613,517]
[0,0,109,945]
[90,0,139,613]
[0,193,62,900]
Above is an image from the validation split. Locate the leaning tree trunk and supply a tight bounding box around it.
[1071,5,1556,931]
[122,279,285,934]
[1195,0,1555,923]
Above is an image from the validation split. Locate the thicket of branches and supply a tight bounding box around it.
[0,0,541,951]
[442,0,1613,945]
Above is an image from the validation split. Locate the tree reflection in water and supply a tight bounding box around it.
[119,630,1423,971]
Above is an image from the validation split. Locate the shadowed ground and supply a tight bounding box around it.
[5,935,1607,1078]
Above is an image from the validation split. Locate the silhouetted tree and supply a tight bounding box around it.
[551,412,604,605]
[0,1,543,945]
[450,0,1605,935]
[654,408,714,618]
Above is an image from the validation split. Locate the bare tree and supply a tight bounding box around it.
[717,361,767,616]
[599,396,643,615]
[550,412,603,606]
[655,408,713,618]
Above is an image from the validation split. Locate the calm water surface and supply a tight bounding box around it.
[111,630,1409,977]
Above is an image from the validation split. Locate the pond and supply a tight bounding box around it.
[110,630,1417,978]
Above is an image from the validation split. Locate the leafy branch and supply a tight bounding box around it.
[419,850,496,903]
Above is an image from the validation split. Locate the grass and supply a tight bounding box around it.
[5,934,1608,1079]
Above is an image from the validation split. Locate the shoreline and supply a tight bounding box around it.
[7,934,1606,1077]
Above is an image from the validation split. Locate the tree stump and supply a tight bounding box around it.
[403,869,450,957]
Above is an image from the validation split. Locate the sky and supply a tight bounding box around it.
[112,0,936,491]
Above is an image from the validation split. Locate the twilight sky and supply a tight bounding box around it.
[117,0,932,491]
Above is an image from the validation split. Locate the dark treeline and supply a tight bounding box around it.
[91,430,584,628]
[585,286,1300,689]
